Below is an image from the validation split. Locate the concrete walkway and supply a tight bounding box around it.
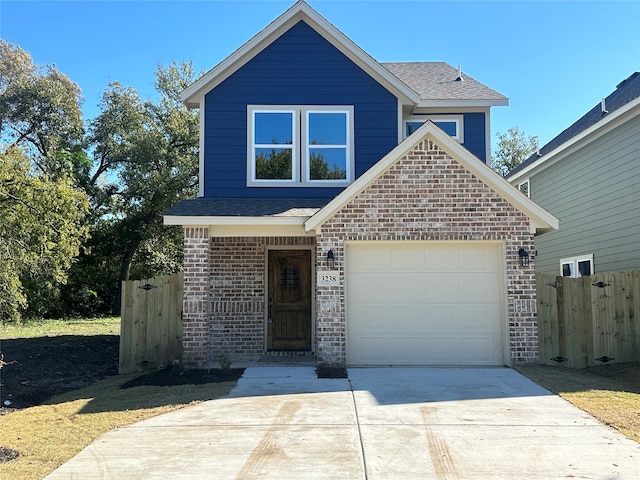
[46,367,639,479]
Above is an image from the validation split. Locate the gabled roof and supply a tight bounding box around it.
[180,1,507,110]
[383,62,508,107]
[181,0,419,108]
[305,121,558,235]
[508,72,640,181]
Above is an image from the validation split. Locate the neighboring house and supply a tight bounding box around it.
[508,72,640,277]
[164,1,558,368]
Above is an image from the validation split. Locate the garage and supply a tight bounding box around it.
[346,242,505,366]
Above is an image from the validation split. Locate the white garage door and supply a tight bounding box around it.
[346,242,504,366]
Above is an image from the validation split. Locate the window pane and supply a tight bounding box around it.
[519,181,529,196]
[406,121,424,136]
[255,112,293,145]
[309,148,347,180]
[562,262,575,277]
[255,148,292,180]
[434,120,457,137]
[578,260,592,277]
[308,112,346,145]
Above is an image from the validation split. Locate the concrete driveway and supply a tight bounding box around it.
[46,366,639,479]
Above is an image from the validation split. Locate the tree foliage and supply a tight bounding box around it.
[0,40,85,178]
[1,40,200,319]
[80,61,199,313]
[0,147,88,321]
[491,126,538,176]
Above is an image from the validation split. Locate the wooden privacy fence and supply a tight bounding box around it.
[119,272,183,374]
[537,271,640,368]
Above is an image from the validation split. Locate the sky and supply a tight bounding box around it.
[1,0,639,154]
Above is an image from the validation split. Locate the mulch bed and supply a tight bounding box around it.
[120,367,245,388]
[0,446,20,463]
[316,365,348,378]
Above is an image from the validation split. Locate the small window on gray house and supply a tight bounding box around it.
[518,179,530,197]
[560,254,594,278]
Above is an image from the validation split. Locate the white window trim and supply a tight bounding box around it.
[303,109,352,183]
[248,105,354,187]
[404,114,464,142]
[249,108,297,184]
[518,179,530,197]
[560,254,594,278]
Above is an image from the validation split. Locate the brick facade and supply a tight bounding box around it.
[315,139,537,365]
[182,234,315,367]
[181,139,539,368]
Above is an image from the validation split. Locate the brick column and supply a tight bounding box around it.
[315,237,346,367]
[182,227,210,367]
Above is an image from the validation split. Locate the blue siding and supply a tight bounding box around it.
[203,21,398,198]
[462,113,486,163]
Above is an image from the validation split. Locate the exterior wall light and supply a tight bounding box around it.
[518,248,530,267]
[327,250,335,268]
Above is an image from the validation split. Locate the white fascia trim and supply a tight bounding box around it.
[181,2,419,108]
[164,215,309,226]
[305,121,558,235]
[210,224,314,237]
[417,98,509,108]
[397,98,405,144]
[484,106,492,164]
[198,97,205,197]
[509,97,640,183]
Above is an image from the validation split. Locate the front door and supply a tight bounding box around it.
[267,250,312,351]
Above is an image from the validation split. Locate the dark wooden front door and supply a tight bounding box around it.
[268,250,312,351]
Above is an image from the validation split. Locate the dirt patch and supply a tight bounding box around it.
[0,334,120,412]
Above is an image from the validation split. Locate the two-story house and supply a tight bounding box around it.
[164,1,558,369]
[508,72,640,277]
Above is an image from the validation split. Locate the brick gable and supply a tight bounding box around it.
[315,139,537,365]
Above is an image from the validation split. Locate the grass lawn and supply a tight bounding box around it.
[0,317,121,338]
[516,362,640,443]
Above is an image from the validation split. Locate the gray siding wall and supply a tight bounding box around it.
[530,113,640,274]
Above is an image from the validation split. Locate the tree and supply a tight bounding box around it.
[83,61,200,313]
[0,147,88,321]
[0,40,85,180]
[491,127,538,176]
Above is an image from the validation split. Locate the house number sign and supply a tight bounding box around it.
[318,271,340,286]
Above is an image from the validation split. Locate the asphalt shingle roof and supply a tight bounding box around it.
[382,62,507,102]
[165,198,332,217]
[508,72,640,177]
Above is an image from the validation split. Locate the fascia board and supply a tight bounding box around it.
[210,224,313,237]
[305,121,558,234]
[417,98,509,108]
[181,2,419,108]
[163,215,309,226]
[508,98,640,183]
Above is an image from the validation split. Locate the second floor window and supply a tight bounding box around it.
[248,106,353,186]
[404,115,464,143]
